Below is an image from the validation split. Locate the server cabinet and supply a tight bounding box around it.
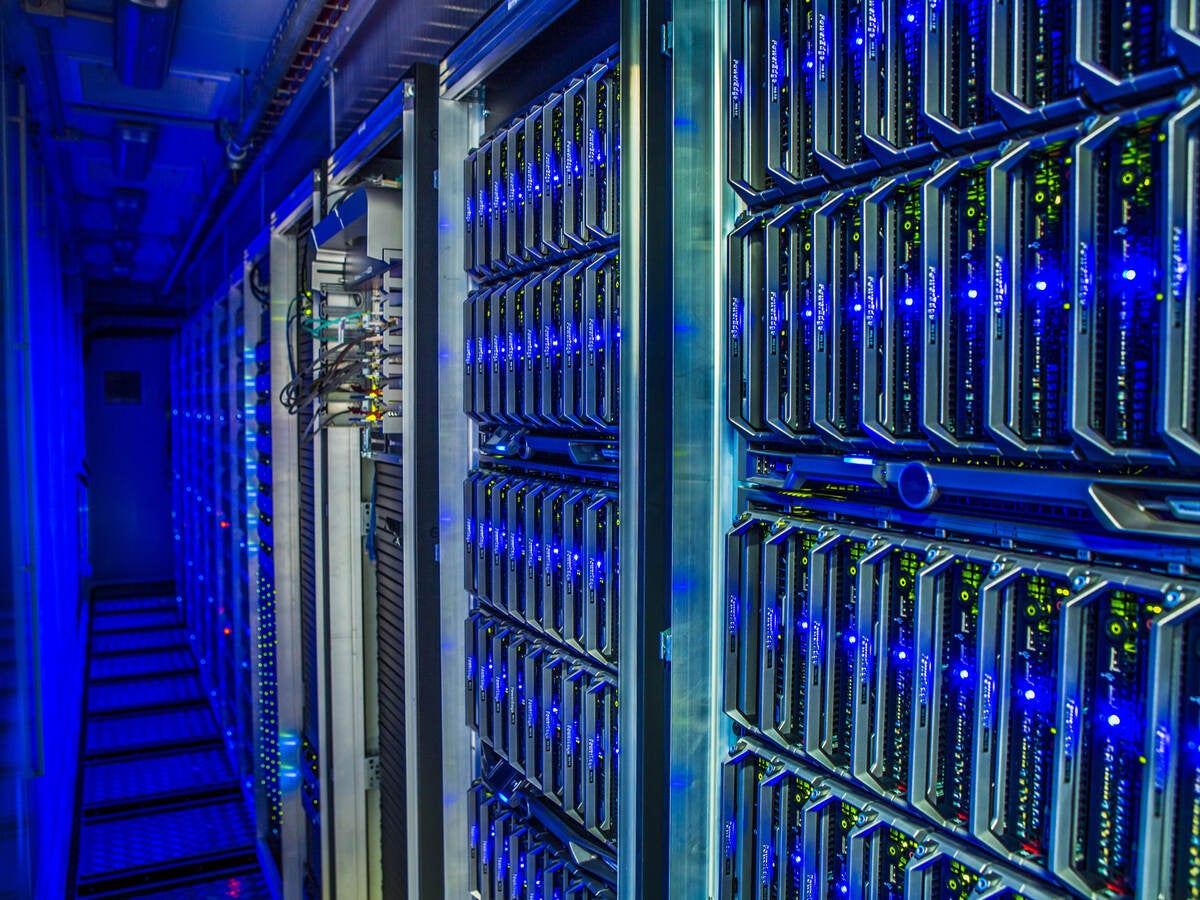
[718,2,1200,899]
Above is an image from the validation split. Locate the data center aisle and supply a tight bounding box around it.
[69,592,273,899]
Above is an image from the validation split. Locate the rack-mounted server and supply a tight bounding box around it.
[723,3,1200,897]
[728,89,1200,470]
[722,506,1200,896]
[463,51,622,897]
[721,738,1064,900]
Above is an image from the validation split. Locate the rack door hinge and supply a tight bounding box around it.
[365,755,381,790]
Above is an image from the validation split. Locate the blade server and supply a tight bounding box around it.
[721,2,1200,899]
[462,54,622,898]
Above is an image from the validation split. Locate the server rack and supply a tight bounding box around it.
[441,6,624,896]
[718,3,1200,899]
[171,264,281,883]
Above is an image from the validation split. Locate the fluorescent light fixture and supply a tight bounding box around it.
[112,188,146,232]
[113,123,156,180]
[115,0,181,90]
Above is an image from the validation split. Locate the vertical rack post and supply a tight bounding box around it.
[400,62,447,900]
[619,0,673,896]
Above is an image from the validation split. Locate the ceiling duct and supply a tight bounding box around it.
[115,0,181,90]
[113,123,156,180]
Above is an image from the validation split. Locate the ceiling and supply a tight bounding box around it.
[6,0,499,304]
[6,0,296,290]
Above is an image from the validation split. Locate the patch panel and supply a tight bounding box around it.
[814,0,879,178]
[986,122,1084,459]
[860,171,931,451]
[989,1,1088,128]
[1071,96,1182,466]
[864,0,939,163]
[923,0,1005,147]
[764,199,822,443]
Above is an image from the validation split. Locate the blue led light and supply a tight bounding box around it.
[897,650,907,660]
[1122,268,1137,281]
[967,288,978,299]
[1108,713,1122,727]
[1024,688,1036,700]
[959,668,970,680]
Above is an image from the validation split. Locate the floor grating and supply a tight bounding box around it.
[70,594,272,898]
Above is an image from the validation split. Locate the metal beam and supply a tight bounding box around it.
[619,0,673,896]
[400,62,446,900]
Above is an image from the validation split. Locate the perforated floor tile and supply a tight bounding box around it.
[92,609,181,633]
[92,596,177,615]
[91,627,188,655]
[76,800,255,881]
[83,748,236,809]
[87,673,203,714]
[86,706,217,756]
[90,648,194,680]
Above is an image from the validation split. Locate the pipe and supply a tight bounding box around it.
[161,0,332,297]
[16,78,45,779]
